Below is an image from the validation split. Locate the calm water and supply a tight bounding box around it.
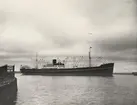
[14,74,137,105]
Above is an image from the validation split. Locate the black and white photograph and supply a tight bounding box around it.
[0,0,137,105]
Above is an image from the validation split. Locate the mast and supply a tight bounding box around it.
[35,52,38,69]
[89,47,92,67]
[88,32,92,67]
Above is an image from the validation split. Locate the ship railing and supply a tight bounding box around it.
[0,65,15,80]
[7,65,15,78]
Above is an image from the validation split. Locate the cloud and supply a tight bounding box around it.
[95,33,137,51]
[92,32,137,62]
[0,0,136,64]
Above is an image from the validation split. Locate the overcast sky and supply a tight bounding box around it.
[0,0,137,64]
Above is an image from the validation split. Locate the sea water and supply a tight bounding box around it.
[14,74,137,105]
[12,61,137,105]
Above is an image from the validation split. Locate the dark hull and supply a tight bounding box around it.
[0,78,17,105]
[20,63,114,76]
[132,72,137,76]
[0,65,17,105]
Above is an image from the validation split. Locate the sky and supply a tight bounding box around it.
[0,0,137,66]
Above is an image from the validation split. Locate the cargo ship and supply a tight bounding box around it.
[20,47,114,76]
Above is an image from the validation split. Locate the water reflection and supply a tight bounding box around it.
[15,74,137,105]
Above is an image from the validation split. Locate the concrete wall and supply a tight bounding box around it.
[0,78,17,105]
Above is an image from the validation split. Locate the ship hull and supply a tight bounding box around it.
[20,63,114,76]
[132,72,137,76]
